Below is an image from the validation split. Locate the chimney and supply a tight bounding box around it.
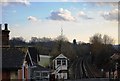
[0,24,2,46]
[2,23,10,47]
[0,24,1,30]
[4,23,8,30]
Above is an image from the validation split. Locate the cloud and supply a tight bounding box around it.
[95,2,118,7]
[27,16,39,22]
[101,9,118,21]
[60,0,119,2]
[17,0,30,5]
[0,0,30,6]
[47,8,76,21]
[78,11,93,19]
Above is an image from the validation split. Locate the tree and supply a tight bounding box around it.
[50,35,76,61]
[103,35,115,44]
[90,33,103,44]
[73,39,77,45]
[90,33,115,45]
[10,37,26,46]
[29,37,52,43]
[54,35,68,42]
[89,33,115,68]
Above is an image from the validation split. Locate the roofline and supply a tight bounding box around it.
[25,49,34,66]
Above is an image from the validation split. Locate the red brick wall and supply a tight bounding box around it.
[0,72,2,80]
[2,71,10,81]
[18,66,29,81]
[25,67,28,81]
[18,69,22,81]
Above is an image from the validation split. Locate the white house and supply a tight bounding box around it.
[52,54,69,79]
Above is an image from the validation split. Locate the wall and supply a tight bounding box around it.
[10,71,18,80]
[38,55,51,67]
[18,69,22,81]
[18,66,29,81]
[2,70,10,80]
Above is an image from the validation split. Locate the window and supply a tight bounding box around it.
[57,60,61,65]
[34,71,41,77]
[62,60,66,65]
[42,72,48,77]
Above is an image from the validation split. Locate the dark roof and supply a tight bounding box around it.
[28,47,40,63]
[31,63,50,71]
[2,47,26,70]
[111,53,120,60]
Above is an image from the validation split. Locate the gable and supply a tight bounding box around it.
[56,54,67,59]
[28,47,40,63]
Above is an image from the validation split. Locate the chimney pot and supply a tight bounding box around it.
[4,23,8,30]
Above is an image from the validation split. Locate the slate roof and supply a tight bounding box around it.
[32,64,50,71]
[111,53,120,60]
[2,47,26,70]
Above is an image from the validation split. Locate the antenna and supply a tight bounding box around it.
[59,26,63,54]
[61,27,63,37]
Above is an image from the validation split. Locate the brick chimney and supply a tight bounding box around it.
[2,23,10,46]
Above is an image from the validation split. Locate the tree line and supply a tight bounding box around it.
[9,33,119,69]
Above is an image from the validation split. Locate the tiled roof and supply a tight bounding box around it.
[2,47,26,69]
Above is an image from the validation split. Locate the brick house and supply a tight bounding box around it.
[2,47,33,81]
[1,23,33,81]
[1,23,50,81]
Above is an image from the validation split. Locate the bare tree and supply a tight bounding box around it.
[89,33,115,68]
[55,35,68,42]
[10,37,26,46]
[90,33,115,45]
[90,33,103,44]
[103,35,115,44]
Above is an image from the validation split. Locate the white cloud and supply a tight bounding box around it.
[27,16,39,22]
[101,9,118,21]
[78,11,93,19]
[47,8,76,21]
[0,0,30,6]
[59,0,119,2]
[95,2,118,7]
[16,0,30,5]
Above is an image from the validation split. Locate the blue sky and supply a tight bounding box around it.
[1,1,118,44]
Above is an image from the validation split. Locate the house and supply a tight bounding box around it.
[30,63,50,81]
[2,47,33,81]
[1,23,33,81]
[1,23,50,80]
[52,54,69,79]
[28,47,50,80]
[28,47,40,64]
[104,53,120,79]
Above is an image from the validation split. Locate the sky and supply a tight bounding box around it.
[1,0,119,44]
